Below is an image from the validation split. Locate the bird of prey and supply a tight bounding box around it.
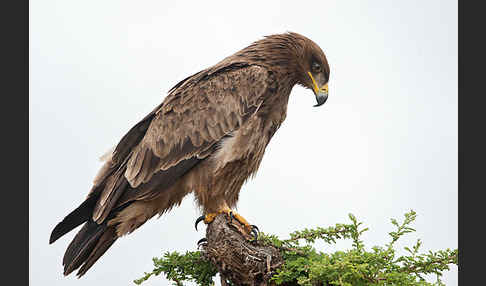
[50,32,330,277]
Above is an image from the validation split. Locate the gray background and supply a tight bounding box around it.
[30,0,457,285]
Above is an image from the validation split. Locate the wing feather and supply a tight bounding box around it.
[93,64,274,221]
[125,65,271,188]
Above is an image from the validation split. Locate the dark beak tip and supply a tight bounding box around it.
[313,94,328,107]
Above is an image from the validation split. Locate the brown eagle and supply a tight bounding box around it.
[50,32,330,277]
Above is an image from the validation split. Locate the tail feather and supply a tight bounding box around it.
[50,185,124,277]
[77,227,117,276]
[49,194,98,244]
[62,220,118,277]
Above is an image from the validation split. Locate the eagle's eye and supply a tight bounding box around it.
[311,62,321,73]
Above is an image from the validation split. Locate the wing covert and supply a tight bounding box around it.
[125,64,274,189]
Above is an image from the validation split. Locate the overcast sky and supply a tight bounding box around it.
[30,1,457,285]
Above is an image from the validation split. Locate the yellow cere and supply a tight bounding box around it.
[322,83,329,93]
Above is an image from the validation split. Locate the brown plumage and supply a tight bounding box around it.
[50,32,330,277]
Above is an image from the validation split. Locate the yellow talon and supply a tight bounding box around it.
[195,209,256,236]
[203,212,219,224]
[230,212,252,232]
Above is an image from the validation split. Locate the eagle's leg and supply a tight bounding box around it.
[195,209,259,240]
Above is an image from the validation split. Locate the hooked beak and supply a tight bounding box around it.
[307,72,329,107]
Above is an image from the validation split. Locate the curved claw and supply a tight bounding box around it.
[195,215,206,231]
[251,225,259,241]
[197,237,207,246]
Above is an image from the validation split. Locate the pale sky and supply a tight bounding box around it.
[30,1,457,285]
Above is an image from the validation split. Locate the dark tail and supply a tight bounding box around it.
[49,194,98,244]
[62,220,117,276]
[50,194,118,277]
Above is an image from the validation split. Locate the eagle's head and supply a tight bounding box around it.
[235,32,331,107]
[287,32,330,107]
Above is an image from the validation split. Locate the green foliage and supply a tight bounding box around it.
[133,251,217,286]
[135,211,457,285]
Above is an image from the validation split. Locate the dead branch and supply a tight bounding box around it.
[199,214,292,286]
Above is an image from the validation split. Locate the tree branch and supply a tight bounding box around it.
[200,214,289,286]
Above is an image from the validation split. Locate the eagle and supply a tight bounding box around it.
[49,32,330,277]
